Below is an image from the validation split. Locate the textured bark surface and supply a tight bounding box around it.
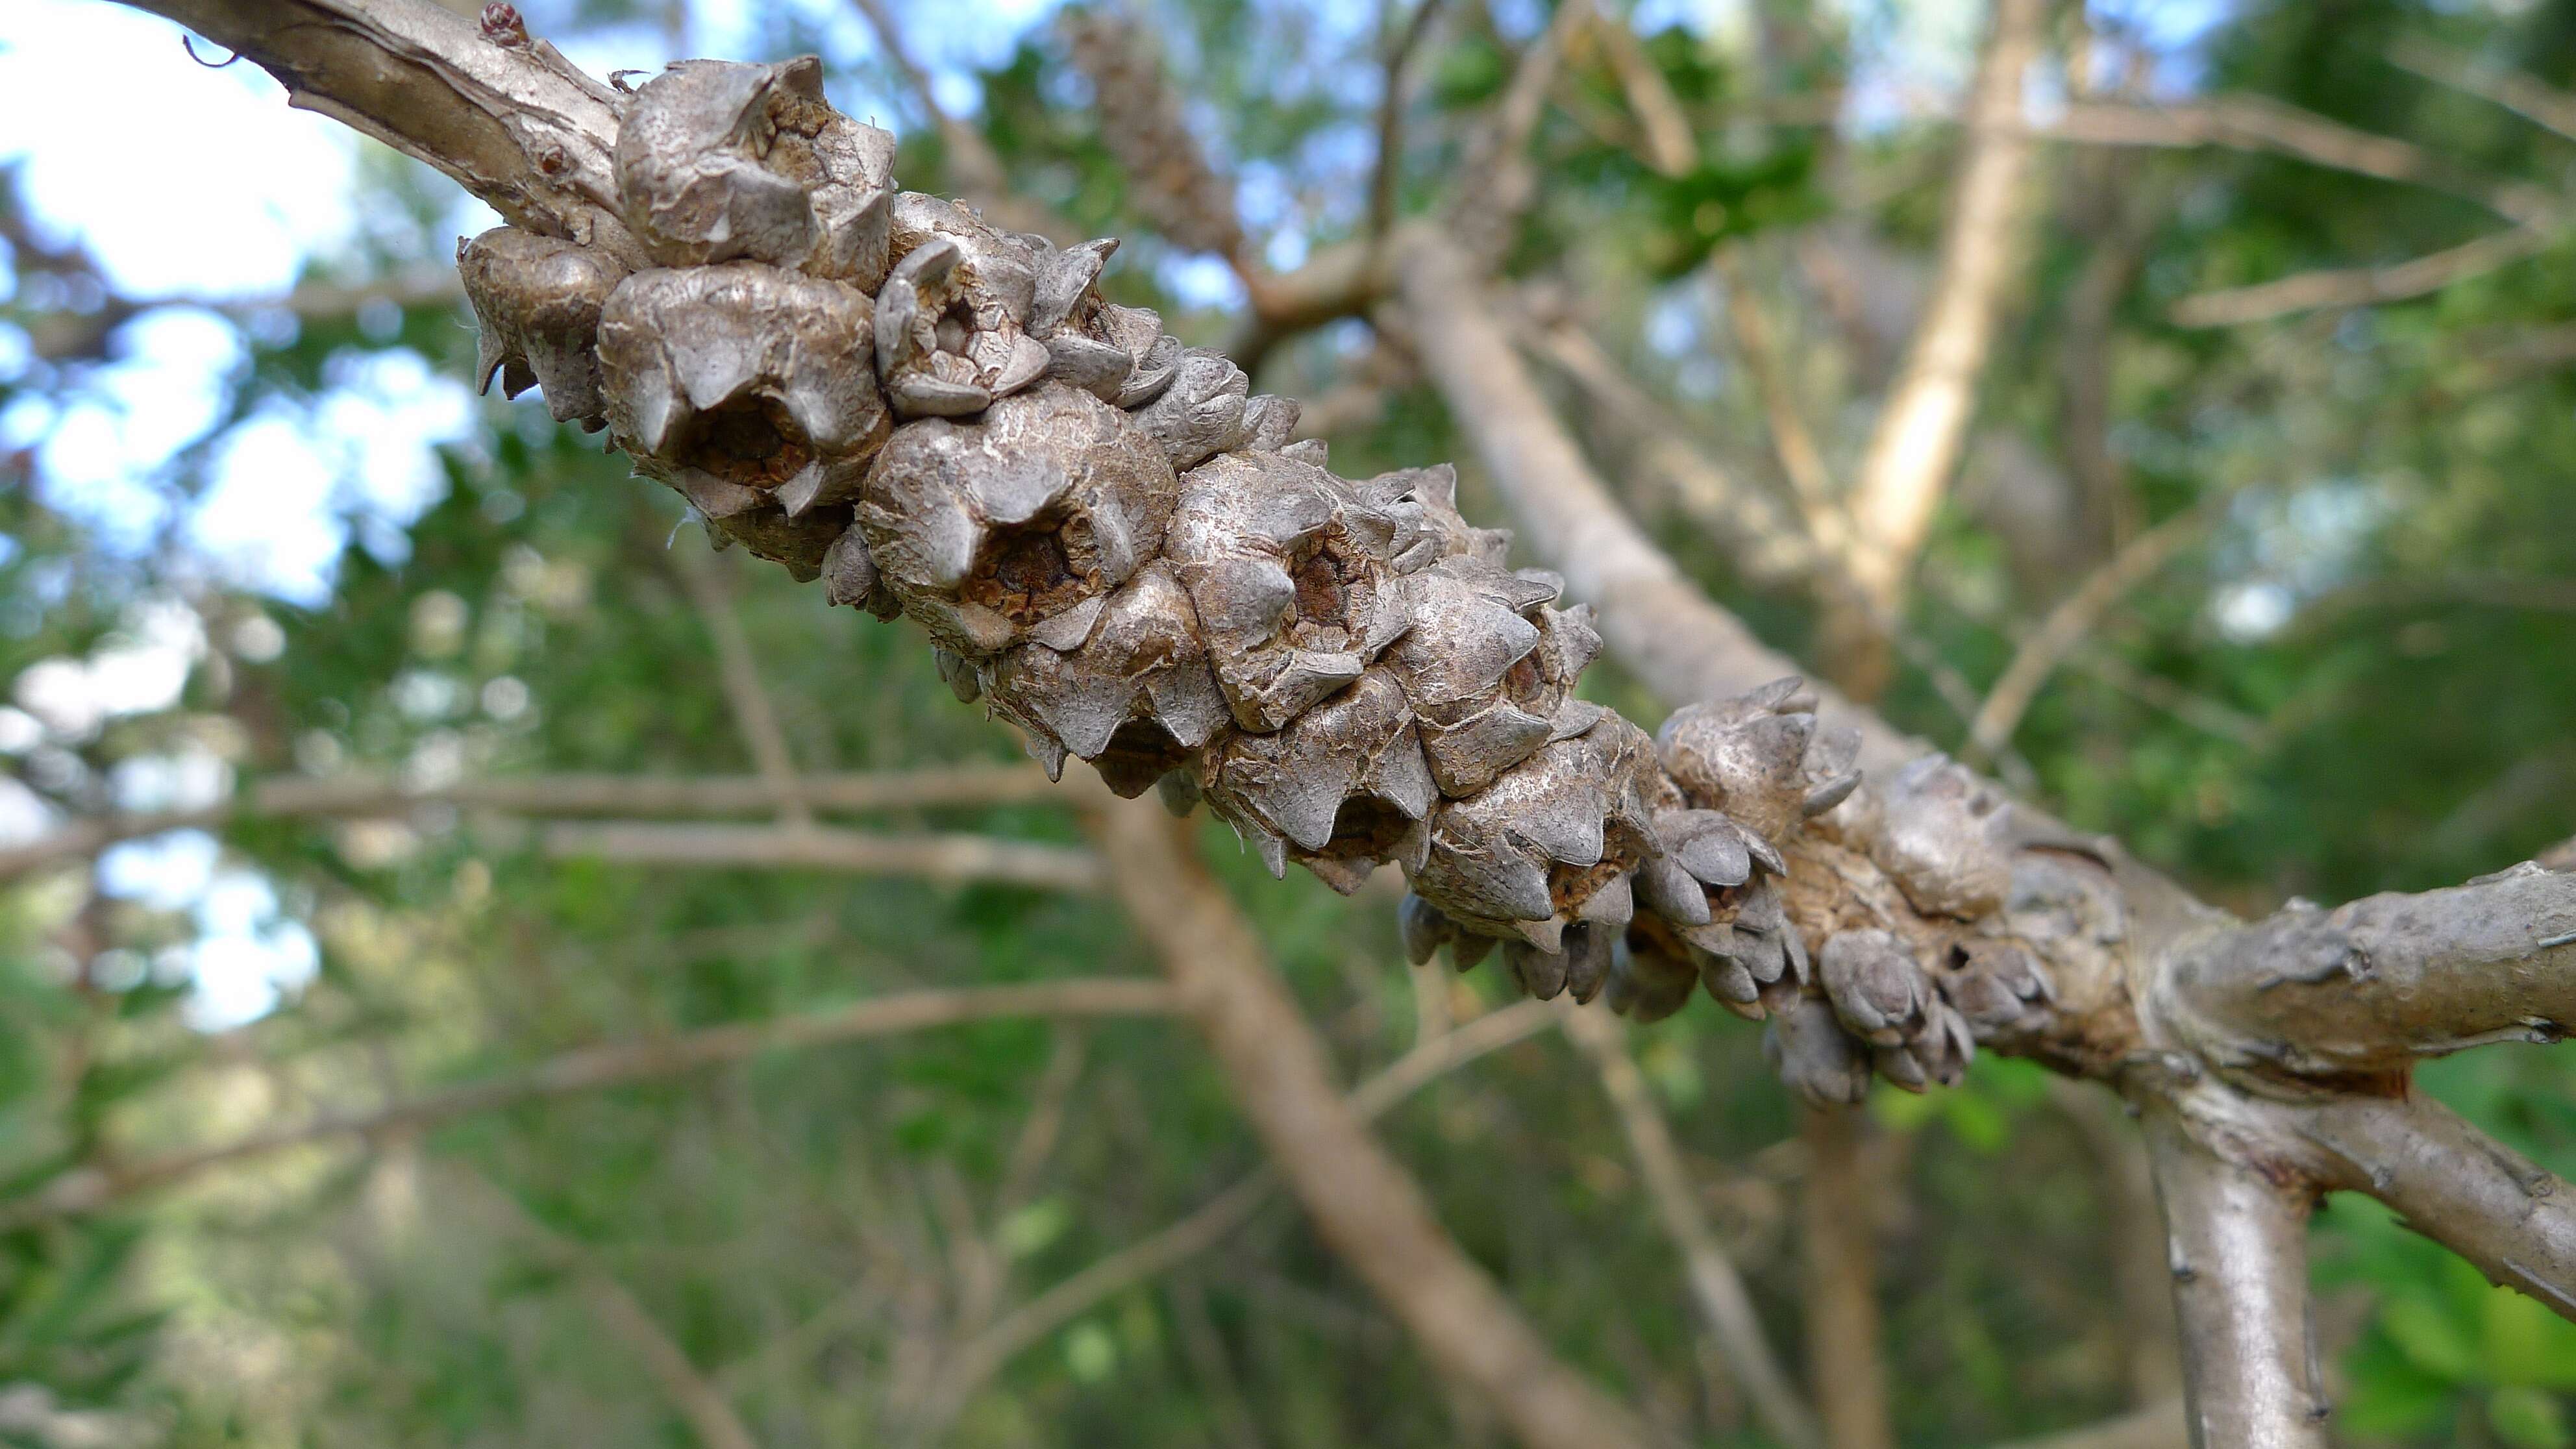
[2159,863,2576,1073]
[112,3,2576,1442]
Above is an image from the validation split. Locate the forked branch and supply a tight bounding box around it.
[2140,1108,2330,1449]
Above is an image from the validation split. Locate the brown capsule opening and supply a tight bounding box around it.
[1282,530,1366,652]
[1319,795,1414,861]
[962,525,1089,624]
[1548,856,1632,918]
[1094,719,1192,797]
[693,395,815,491]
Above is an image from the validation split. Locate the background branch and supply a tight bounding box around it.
[537,821,1106,891]
[2299,1091,2576,1317]
[1367,0,1452,243]
[449,1162,763,1449]
[1841,0,2045,678]
[1560,1004,1824,1449]
[1398,231,1915,767]
[0,978,1176,1233]
[0,765,1058,882]
[1520,312,1829,590]
[671,540,812,828]
[848,0,1061,236]
[2171,225,2552,328]
[911,997,1559,1436]
[2390,35,2576,144]
[1088,793,1655,1449]
[1964,495,2225,767]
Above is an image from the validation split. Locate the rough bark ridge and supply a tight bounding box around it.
[114,3,2576,1443]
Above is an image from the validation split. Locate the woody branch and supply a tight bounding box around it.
[103,4,2576,1444]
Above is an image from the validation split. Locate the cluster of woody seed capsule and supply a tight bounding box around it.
[455,53,2070,1102]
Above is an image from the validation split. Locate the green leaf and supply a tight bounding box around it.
[1000,1199,1070,1260]
[1869,1082,1940,1133]
[2340,1331,2460,1438]
[1061,1320,1117,1384]
[2490,1387,2572,1449]
[1939,1087,2011,1154]
[2382,1292,2480,1382]
[2481,1276,2576,1390]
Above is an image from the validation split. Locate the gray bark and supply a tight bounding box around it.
[2141,1109,2331,1449]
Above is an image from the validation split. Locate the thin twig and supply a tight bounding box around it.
[2170,223,2553,329]
[1516,312,1831,593]
[671,541,811,828]
[447,1162,762,1449]
[1964,493,2225,766]
[2286,571,2576,634]
[1918,573,2266,749]
[1168,1274,1271,1449]
[2390,35,2576,145]
[0,979,1172,1232]
[1712,247,1850,557]
[2048,95,2555,225]
[992,1024,1088,1223]
[1592,3,1694,177]
[0,765,1059,882]
[1559,1004,1823,1449]
[1449,0,1596,270]
[848,0,1065,238]
[2046,1078,2183,1406]
[2072,648,2268,748]
[538,821,1108,893]
[1367,0,1454,242]
[18,265,461,364]
[1842,0,2046,636]
[908,995,1558,1438]
[1396,231,1916,772]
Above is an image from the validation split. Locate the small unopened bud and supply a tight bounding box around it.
[480,3,528,46]
[1818,928,1928,1046]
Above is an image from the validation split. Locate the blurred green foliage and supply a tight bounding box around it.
[1,0,2573,1444]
